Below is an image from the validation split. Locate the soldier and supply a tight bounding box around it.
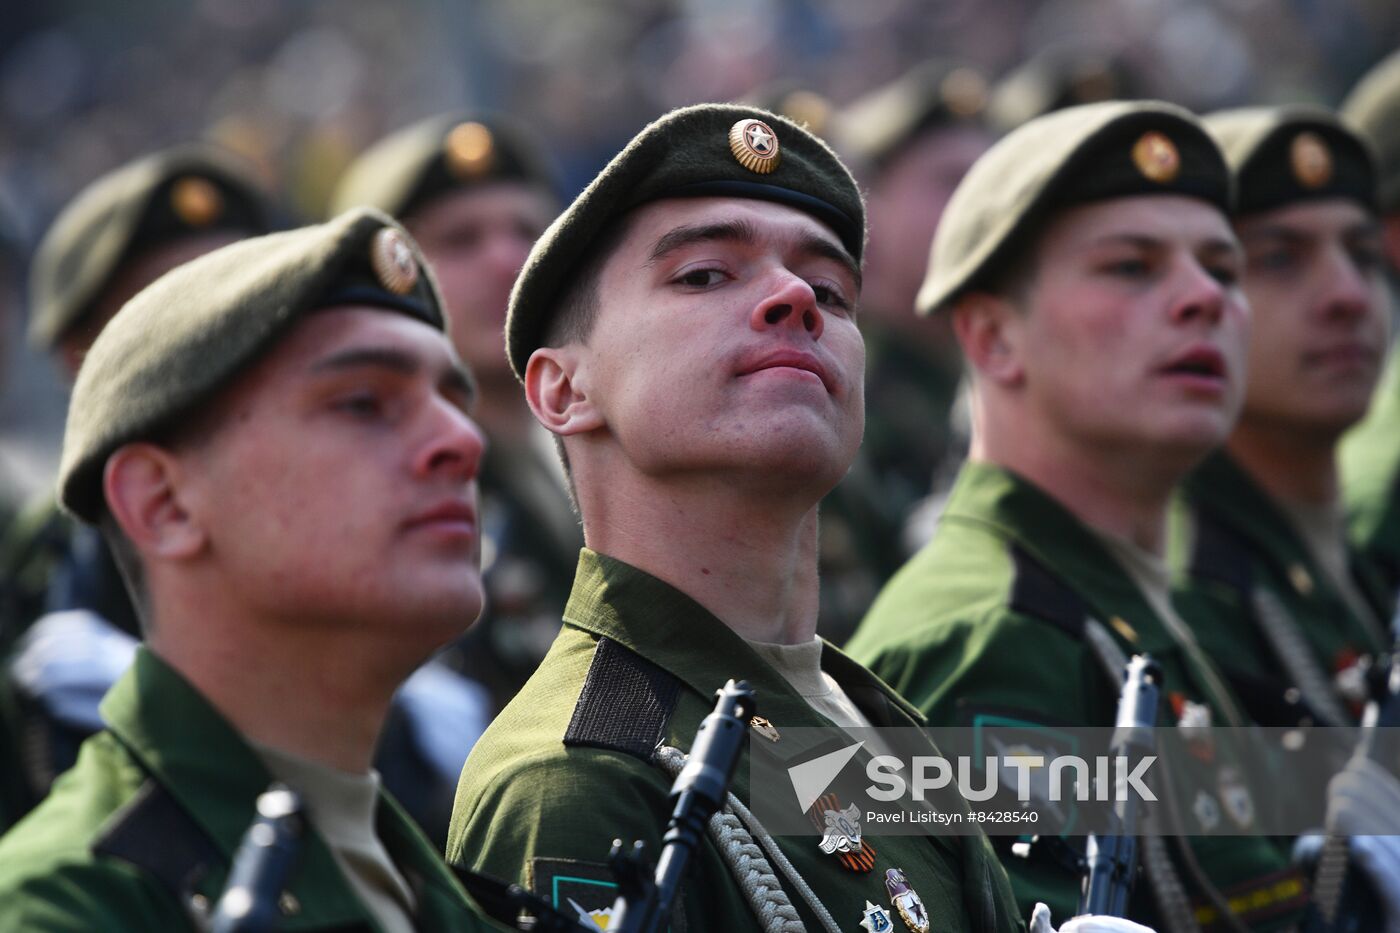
[1338,50,1400,597]
[445,102,1149,933]
[330,115,581,713]
[1174,107,1391,728]
[845,101,1314,929]
[0,145,275,830]
[0,208,506,932]
[832,60,995,552]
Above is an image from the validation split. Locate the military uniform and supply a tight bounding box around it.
[848,465,1305,929]
[1174,453,1389,727]
[1340,50,1400,596]
[448,549,1025,932]
[0,648,502,932]
[849,102,1309,930]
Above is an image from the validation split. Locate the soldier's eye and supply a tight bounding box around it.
[335,392,383,418]
[675,268,725,288]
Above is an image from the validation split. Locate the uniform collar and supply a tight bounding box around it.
[563,548,926,727]
[942,461,1177,654]
[99,648,473,929]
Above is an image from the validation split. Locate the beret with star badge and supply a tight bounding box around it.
[28,144,273,350]
[987,40,1144,134]
[1341,50,1400,214]
[917,99,1231,315]
[504,102,866,379]
[1205,105,1378,217]
[329,112,560,220]
[59,207,451,523]
[832,58,991,172]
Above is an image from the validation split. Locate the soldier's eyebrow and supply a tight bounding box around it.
[647,218,861,289]
[647,219,761,265]
[310,346,476,408]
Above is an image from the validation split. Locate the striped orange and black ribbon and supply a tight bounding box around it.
[807,792,876,872]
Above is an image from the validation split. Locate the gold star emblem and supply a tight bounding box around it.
[170,177,224,228]
[729,118,781,174]
[370,227,418,295]
[1132,131,1180,184]
[1290,131,1332,189]
[445,121,496,180]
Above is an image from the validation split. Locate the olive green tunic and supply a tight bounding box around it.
[0,648,503,932]
[847,463,1305,931]
[447,548,1026,932]
[1174,452,1389,727]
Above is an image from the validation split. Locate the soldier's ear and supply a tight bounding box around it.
[524,345,606,436]
[952,291,1025,387]
[102,443,207,561]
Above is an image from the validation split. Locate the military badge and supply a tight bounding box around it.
[1193,789,1221,831]
[1218,766,1255,829]
[808,792,875,871]
[370,227,418,295]
[749,715,780,742]
[884,868,930,933]
[1287,562,1315,597]
[1131,131,1181,184]
[940,67,988,118]
[729,118,781,174]
[446,121,496,179]
[529,858,619,931]
[171,176,223,228]
[1290,132,1333,189]
[860,900,895,932]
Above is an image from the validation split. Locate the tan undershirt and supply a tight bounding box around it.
[746,636,875,731]
[253,743,417,933]
[1278,499,1387,643]
[1094,531,1247,727]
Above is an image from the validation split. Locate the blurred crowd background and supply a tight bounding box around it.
[2,0,1399,504]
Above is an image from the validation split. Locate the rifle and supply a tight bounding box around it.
[606,678,757,933]
[1302,616,1400,933]
[209,784,307,933]
[1079,654,1162,918]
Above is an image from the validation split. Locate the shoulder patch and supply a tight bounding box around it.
[529,857,620,929]
[1188,507,1253,594]
[1008,544,1088,638]
[564,636,681,761]
[92,778,220,902]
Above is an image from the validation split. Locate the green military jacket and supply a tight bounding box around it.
[1341,349,1400,600]
[447,548,1026,933]
[846,463,1305,931]
[0,648,503,932]
[1175,453,1389,727]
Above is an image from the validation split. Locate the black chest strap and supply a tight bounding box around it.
[1008,544,1089,638]
[92,778,221,904]
[1188,506,1254,595]
[564,636,683,761]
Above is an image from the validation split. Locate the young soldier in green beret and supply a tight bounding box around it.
[1173,107,1391,728]
[1339,49,1400,599]
[0,208,506,932]
[0,145,275,832]
[846,101,1309,930]
[446,102,1034,933]
[330,114,581,725]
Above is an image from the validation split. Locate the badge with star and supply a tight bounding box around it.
[729,118,781,174]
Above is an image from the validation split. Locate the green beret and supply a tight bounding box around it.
[29,144,273,350]
[1341,50,1400,213]
[59,207,448,523]
[329,113,559,220]
[833,60,990,170]
[1206,106,1377,217]
[987,42,1142,134]
[505,103,865,379]
[917,100,1230,316]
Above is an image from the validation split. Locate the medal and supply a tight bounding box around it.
[808,792,875,872]
[883,868,930,933]
[859,900,894,932]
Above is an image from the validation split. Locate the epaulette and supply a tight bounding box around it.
[92,778,220,906]
[1008,544,1088,638]
[563,637,683,761]
[1187,506,1254,595]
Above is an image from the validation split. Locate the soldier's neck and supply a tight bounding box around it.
[581,477,821,645]
[147,620,411,774]
[972,429,1182,555]
[1226,420,1340,506]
